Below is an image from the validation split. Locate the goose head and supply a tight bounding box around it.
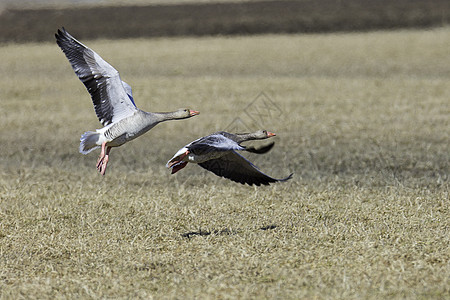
[232,130,276,143]
[253,130,276,139]
[239,130,276,140]
[173,108,200,119]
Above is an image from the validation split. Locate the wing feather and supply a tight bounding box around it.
[188,133,244,156]
[198,151,293,186]
[55,28,137,126]
[122,80,136,107]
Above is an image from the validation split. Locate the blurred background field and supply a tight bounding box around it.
[1,0,450,43]
[0,1,449,299]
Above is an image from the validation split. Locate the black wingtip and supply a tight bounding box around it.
[280,173,294,182]
[243,173,293,186]
[254,172,293,186]
[55,27,68,41]
[55,28,63,42]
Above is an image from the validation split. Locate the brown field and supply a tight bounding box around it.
[1,0,450,43]
[0,26,449,298]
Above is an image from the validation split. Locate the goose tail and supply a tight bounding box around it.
[79,131,100,154]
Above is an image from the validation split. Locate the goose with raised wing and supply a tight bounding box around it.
[55,28,199,175]
[167,130,293,186]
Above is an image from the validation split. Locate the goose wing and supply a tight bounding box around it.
[198,151,293,186]
[188,133,244,156]
[121,80,136,107]
[55,28,137,126]
[244,142,275,154]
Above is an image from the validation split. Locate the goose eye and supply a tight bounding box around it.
[263,130,267,134]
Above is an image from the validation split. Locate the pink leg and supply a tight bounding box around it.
[96,142,107,171]
[171,161,188,174]
[100,146,112,176]
[167,150,190,168]
[100,147,111,175]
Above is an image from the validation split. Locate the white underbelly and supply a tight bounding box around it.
[101,114,157,147]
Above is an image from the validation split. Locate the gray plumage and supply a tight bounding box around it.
[167,130,293,186]
[56,28,199,175]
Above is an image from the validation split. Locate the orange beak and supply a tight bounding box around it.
[267,131,276,137]
[189,110,200,117]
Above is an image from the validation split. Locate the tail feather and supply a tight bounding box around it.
[79,131,100,154]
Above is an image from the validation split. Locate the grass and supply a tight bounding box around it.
[0,28,449,299]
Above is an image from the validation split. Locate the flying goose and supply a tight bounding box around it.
[167,130,293,186]
[55,28,199,175]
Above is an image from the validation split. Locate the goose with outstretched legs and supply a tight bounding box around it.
[55,28,199,175]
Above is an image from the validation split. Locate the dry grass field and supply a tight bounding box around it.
[0,28,449,298]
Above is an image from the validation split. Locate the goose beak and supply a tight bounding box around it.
[267,132,276,137]
[189,110,200,117]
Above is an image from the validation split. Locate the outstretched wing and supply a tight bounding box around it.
[188,133,244,156]
[121,80,136,107]
[198,151,293,186]
[55,28,137,126]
